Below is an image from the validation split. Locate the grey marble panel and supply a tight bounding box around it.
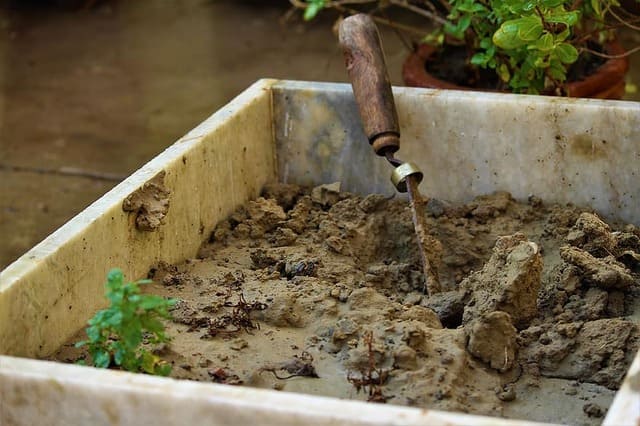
[273,81,640,224]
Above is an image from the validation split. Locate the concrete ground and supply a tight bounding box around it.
[1,0,639,269]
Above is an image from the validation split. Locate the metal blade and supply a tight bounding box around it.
[405,175,442,296]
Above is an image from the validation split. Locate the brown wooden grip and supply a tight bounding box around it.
[339,14,400,156]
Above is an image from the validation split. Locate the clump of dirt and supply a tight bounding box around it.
[54,184,640,425]
[121,170,170,231]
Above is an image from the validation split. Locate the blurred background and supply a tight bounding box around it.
[1,0,639,269]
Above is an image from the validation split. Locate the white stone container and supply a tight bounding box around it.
[1,80,638,425]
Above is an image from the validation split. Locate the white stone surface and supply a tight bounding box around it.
[0,356,550,426]
[0,80,638,425]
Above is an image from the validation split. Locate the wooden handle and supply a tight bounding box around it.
[339,14,400,156]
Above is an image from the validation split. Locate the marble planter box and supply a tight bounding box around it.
[1,80,639,425]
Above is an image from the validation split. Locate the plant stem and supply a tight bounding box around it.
[389,0,449,26]
[288,0,440,35]
[580,44,640,58]
[606,5,640,31]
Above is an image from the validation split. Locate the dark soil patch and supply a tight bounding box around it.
[425,44,502,90]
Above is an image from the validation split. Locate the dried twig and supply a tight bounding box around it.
[580,45,640,59]
[203,293,267,338]
[259,352,320,380]
[347,331,390,403]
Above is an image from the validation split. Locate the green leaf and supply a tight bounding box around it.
[548,60,567,80]
[541,0,566,7]
[591,0,602,16]
[532,33,554,51]
[480,37,493,49]
[140,317,165,337]
[124,281,141,295]
[139,295,169,310]
[518,16,544,41]
[625,82,637,94]
[445,14,472,39]
[459,15,472,32]
[498,64,511,82]
[121,354,141,372]
[545,10,580,26]
[105,310,123,327]
[500,0,533,12]
[304,0,325,21]
[534,55,549,67]
[471,52,488,65]
[86,325,102,342]
[422,31,445,45]
[93,350,111,368]
[555,43,579,63]
[458,0,486,13]
[556,28,570,42]
[114,347,125,365]
[444,22,458,37]
[493,24,523,49]
[76,269,173,376]
[122,319,143,349]
[155,363,172,377]
[107,269,124,286]
[140,351,160,374]
[493,16,543,49]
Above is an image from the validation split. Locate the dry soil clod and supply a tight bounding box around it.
[466,311,518,373]
[560,245,635,290]
[122,170,170,231]
[462,233,543,329]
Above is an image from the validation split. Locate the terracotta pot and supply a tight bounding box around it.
[402,41,630,99]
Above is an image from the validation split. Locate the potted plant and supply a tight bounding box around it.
[289,0,636,98]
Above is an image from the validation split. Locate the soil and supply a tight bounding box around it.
[53,183,640,425]
[425,44,501,90]
[121,171,171,231]
[566,42,607,83]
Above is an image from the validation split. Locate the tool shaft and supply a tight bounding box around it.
[339,14,442,296]
[406,175,442,295]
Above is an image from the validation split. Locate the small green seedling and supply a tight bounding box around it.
[76,268,177,376]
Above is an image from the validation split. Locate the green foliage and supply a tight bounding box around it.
[304,0,326,21]
[75,269,177,376]
[436,0,595,93]
[296,0,626,94]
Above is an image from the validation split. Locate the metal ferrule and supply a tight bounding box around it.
[391,162,423,193]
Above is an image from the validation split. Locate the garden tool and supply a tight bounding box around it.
[339,14,441,296]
